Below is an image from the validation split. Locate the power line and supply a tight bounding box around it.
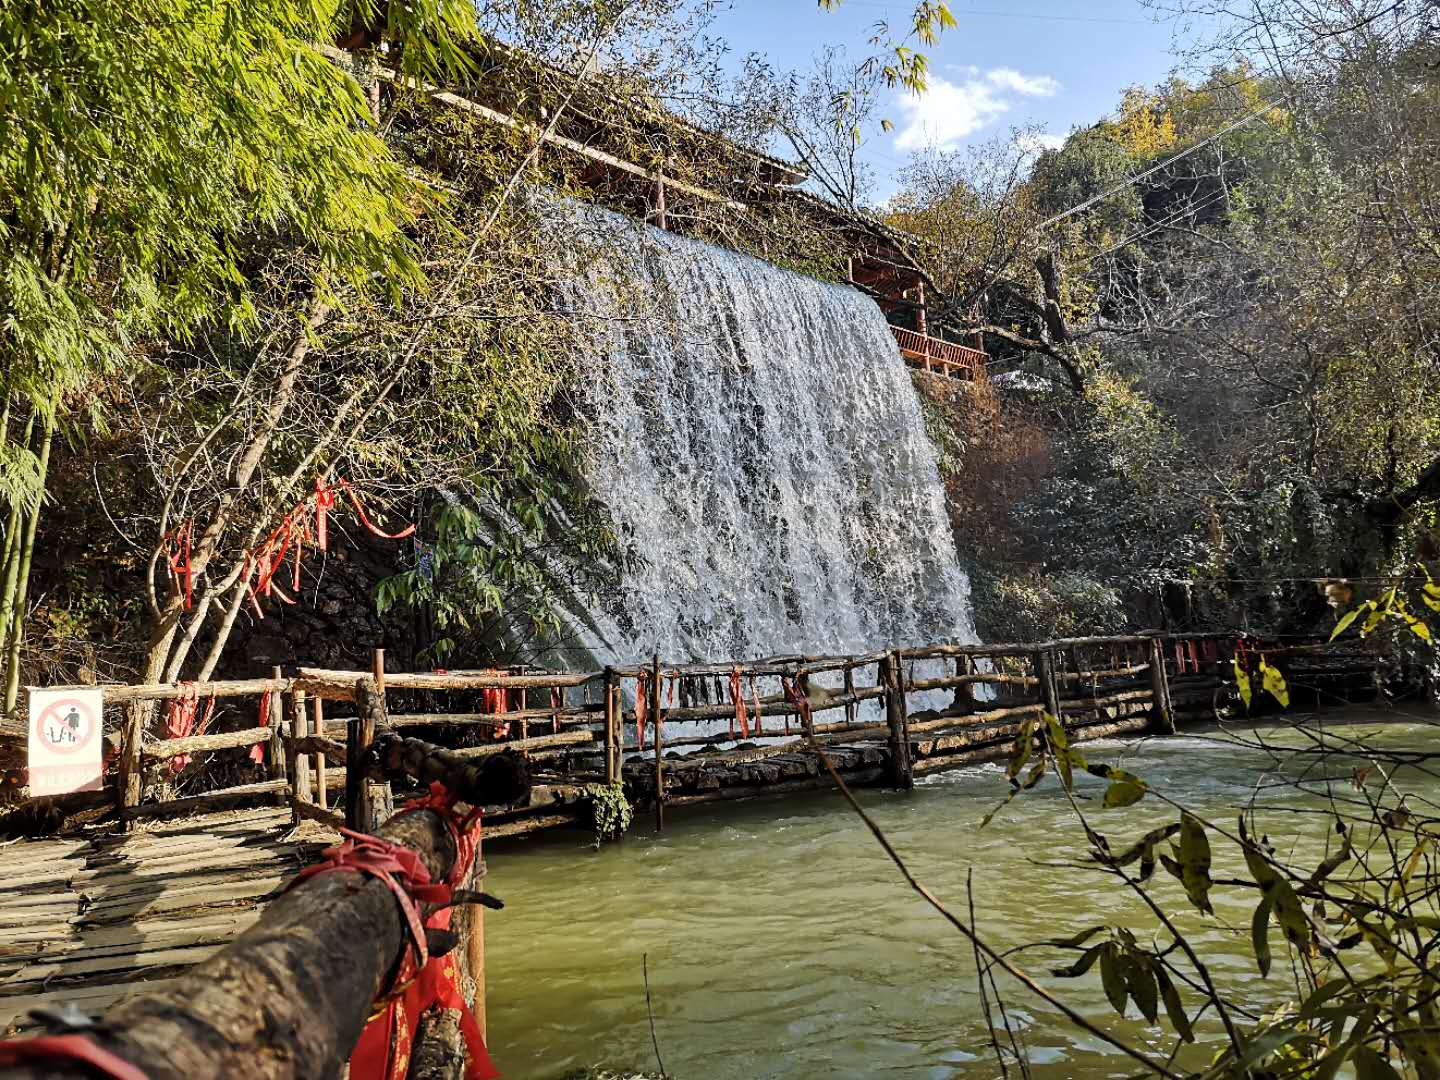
[1039,101,1280,231]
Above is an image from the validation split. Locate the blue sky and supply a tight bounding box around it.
[707,1,1186,199]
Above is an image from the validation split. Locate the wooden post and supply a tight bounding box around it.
[954,653,977,713]
[268,665,288,808]
[1148,637,1176,734]
[313,695,328,811]
[881,651,913,789]
[651,654,663,832]
[346,679,377,831]
[603,666,619,786]
[468,831,487,1043]
[1036,649,1062,721]
[119,702,144,814]
[653,172,668,230]
[368,649,393,826]
[843,662,856,726]
[288,687,311,821]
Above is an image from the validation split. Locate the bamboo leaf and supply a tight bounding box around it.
[1331,602,1369,640]
[1050,941,1106,978]
[1252,894,1274,976]
[1154,965,1193,1042]
[1128,957,1159,1024]
[1099,945,1128,1016]
[1176,813,1214,914]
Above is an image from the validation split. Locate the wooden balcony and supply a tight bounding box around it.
[891,325,986,381]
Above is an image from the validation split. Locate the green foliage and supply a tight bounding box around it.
[583,782,633,846]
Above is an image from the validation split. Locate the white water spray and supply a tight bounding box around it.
[556,210,976,668]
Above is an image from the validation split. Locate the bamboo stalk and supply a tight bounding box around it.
[3,418,49,712]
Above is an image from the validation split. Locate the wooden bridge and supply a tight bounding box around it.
[0,631,1375,1057]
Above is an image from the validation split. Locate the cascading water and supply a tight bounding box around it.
[554,208,976,669]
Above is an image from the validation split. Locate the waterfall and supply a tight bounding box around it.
[555,210,976,668]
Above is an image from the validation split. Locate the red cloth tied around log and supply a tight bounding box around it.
[165,682,215,775]
[288,783,497,1080]
[0,1034,152,1080]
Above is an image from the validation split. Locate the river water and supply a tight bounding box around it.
[485,709,1433,1078]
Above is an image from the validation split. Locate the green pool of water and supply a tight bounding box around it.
[484,708,1434,1078]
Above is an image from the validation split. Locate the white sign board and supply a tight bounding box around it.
[28,688,104,796]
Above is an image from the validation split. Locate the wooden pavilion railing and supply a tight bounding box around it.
[891,325,987,381]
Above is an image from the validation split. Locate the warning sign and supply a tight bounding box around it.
[28,687,104,796]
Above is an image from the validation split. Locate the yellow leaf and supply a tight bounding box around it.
[1233,658,1252,709]
[1260,657,1290,708]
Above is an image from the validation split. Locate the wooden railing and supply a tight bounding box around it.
[890,325,987,380]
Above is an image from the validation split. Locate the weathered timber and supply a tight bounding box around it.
[121,781,289,822]
[142,727,271,761]
[441,730,595,758]
[290,687,311,813]
[297,667,593,695]
[289,795,344,831]
[1036,649,1062,721]
[288,734,348,762]
[345,680,377,831]
[603,667,619,785]
[371,730,530,810]
[312,696,328,812]
[651,655,664,830]
[0,807,466,1080]
[58,677,293,704]
[267,666,287,809]
[1147,637,1175,733]
[905,703,1043,737]
[881,652,912,788]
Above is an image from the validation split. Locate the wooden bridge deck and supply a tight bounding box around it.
[0,807,334,1034]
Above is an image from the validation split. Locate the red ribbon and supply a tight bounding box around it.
[729,667,750,740]
[249,690,270,765]
[163,521,194,611]
[165,683,216,775]
[323,786,494,1080]
[634,671,649,752]
[0,1035,150,1080]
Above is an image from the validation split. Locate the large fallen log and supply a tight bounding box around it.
[0,808,459,1080]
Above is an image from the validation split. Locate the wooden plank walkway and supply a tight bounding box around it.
[0,807,335,1034]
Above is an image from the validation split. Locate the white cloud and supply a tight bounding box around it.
[1017,131,1067,157]
[893,68,1062,152]
[985,68,1061,98]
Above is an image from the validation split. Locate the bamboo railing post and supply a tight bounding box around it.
[651,654,663,831]
[843,662,856,726]
[881,651,913,789]
[603,666,619,785]
[312,695,328,811]
[267,665,288,807]
[346,679,377,831]
[1147,637,1176,734]
[1036,649,1062,722]
[288,687,311,820]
